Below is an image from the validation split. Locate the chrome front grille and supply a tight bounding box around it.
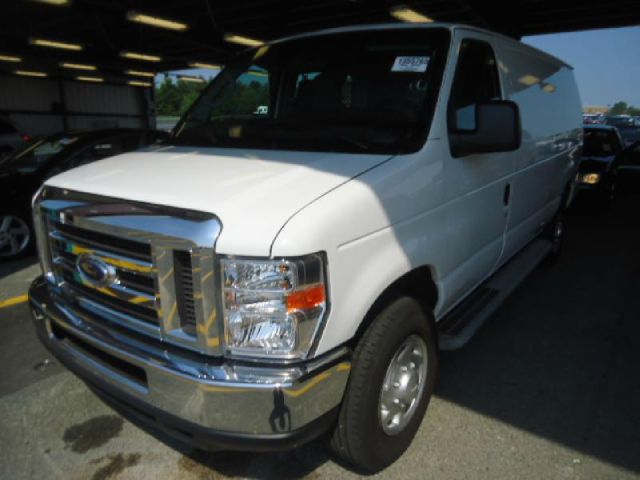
[34,187,223,356]
[51,224,159,328]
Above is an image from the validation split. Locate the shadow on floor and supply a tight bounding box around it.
[0,255,37,280]
[435,188,640,473]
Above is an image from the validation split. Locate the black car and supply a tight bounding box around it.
[577,125,626,205]
[0,128,168,261]
[0,116,30,159]
[604,115,640,148]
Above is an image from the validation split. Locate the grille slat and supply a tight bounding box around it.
[61,271,159,325]
[54,221,152,261]
[53,251,156,296]
[174,250,198,336]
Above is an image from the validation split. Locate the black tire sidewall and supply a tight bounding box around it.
[340,297,437,472]
[542,211,565,265]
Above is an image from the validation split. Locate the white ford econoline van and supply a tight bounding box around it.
[29,23,582,471]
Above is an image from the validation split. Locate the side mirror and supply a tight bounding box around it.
[449,100,521,157]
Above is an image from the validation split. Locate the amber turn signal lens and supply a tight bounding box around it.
[287,285,326,312]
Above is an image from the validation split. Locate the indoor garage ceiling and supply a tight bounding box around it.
[1,0,639,85]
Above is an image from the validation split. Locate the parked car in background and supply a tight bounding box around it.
[604,115,640,147]
[577,125,625,204]
[0,128,168,261]
[0,116,30,159]
[604,115,635,128]
[583,113,604,125]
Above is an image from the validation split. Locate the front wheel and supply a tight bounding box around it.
[0,212,34,262]
[329,296,437,473]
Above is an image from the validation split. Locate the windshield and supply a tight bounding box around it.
[0,135,79,173]
[583,129,620,157]
[172,28,450,154]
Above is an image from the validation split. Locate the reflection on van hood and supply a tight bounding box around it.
[45,145,392,256]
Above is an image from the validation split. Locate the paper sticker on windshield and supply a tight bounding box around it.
[392,56,430,72]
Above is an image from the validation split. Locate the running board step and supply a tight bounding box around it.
[437,239,553,350]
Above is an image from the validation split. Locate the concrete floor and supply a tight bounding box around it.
[1,186,639,479]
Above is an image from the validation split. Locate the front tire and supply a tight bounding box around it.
[329,296,437,473]
[0,212,34,262]
[542,210,565,266]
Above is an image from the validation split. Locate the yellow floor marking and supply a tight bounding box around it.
[0,295,28,309]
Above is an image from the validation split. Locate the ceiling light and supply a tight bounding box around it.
[0,55,22,63]
[126,70,155,77]
[120,51,162,62]
[128,80,152,87]
[60,62,96,71]
[223,33,264,47]
[77,76,104,83]
[30,38,83,51]
[542,83,556,93]
[15,70,47,78]
[189,62,222,69]
[179,75,205,83]
[126,11,188,31]
[30,0,71,5]
[518,74,540,86]
[390,5,433,23]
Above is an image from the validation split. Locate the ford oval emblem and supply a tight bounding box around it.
[76,253,117,288]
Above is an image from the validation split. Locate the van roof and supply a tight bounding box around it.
[269,23,572,70]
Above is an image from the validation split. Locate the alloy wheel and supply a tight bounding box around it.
[0,215,31,258]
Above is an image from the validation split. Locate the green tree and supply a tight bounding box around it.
[609,101,629,115]
[155,76,207,116]
[176,79,206,115]
[155,77,180,115]
[627,106,640,116]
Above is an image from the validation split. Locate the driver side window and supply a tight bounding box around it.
[448,39,501,132]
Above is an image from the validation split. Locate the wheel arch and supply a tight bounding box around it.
[347,265,440,350]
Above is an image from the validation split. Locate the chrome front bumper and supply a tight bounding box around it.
[29,277,350,449]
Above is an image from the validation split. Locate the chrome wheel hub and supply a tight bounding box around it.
[379,334,428,435]
[0,215,30,257]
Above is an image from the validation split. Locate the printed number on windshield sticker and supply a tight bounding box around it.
[392,56,430,73]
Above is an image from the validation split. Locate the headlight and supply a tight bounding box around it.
[221,253,327,360]
[580,173,601,185]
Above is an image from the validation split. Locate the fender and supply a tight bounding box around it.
[270,147,449,356]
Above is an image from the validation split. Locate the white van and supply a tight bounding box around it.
[29,23,582,472]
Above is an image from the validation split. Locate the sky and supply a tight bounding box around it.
[161,25,640,109]
[523,26,640,107]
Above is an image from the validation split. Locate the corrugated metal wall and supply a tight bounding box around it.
[0,74,152,136]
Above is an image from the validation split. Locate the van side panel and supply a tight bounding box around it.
[493,40,583,263]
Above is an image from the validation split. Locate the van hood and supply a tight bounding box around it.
[45,145,391,256]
